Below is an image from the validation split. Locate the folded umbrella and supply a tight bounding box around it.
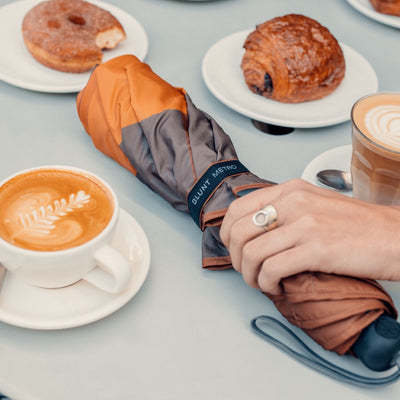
[77,55,397,358]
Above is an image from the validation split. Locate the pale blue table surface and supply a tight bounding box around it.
[0,0,399,399]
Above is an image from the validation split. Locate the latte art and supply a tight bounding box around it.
[365,105,400,148]
[351,93,400,205]
[18,191,91,235]
[0,169,114,251]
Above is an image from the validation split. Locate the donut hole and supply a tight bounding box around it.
[48,20,61,29]
[68,15,86,26]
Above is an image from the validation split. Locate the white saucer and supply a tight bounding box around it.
[301,144,353,196]
[346,0,400,29]
[0,208,150,330]
[202,30,378,128]
[0,0,149,93]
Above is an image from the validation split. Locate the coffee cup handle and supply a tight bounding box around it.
[84,245,132,293]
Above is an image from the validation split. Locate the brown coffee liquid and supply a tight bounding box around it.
[0,169,114,251]
[351,93,400,204]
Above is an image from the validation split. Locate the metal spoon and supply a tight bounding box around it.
[316,169,353,191]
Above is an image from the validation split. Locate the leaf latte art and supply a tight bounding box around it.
[0,169,114,251]
[365,105,400,149]
[18,191,91,235]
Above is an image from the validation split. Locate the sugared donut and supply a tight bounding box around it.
[22,0,126,73]
[241,14,345,103]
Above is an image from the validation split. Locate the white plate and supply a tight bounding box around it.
[346,0,400,28]
[301,144,353,196]
[202,30,378,128]
[0,208,150,330]
[0,0,149,93]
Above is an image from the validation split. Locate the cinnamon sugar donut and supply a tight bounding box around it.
[241,14,345,103]
[22,0,126,73]
[369,0,400,16]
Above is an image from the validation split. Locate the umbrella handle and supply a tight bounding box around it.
[251,315,400,387]
[353,315,400,372]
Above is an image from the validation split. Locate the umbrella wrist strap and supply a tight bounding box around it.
[251,315,400,387]
[187,160,249,227]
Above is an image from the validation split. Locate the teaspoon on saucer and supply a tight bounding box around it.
[316,169,353,191]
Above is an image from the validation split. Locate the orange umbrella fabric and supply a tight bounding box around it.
[77,55,397,356]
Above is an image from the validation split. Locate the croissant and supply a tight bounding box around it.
[369,0,400,16]
[241,14,346,103]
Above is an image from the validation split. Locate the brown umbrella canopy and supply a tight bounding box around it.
[77,55,397,357]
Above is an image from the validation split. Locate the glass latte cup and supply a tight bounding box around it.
[0,166,131,293]
[351,92,400,205]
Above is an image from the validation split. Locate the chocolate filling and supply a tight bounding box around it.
[252,73,273,95]
[264,73,273,93]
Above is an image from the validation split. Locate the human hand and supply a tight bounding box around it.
[220,178,400,295]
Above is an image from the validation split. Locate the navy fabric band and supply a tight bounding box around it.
[187,160,249,227]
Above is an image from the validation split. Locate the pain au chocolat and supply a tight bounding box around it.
[241,14,346,103]
[369,0,400,16]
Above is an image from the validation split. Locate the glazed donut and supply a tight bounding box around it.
[22,0,126,73]
[241,14,346,103]
[369,0,400,16]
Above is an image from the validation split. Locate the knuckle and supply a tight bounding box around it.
[242,270,257,288]
[299,213,320,230]
[227,197,245,218]
[242,241,259,264]
[305,239,330,268]
[229,228,242,248]
[257,262,276,293]
[281,178,307,193]
[285,189,309,207]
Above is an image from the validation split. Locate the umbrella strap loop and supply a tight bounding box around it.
[187,159,249,227]
[251,315,400,387]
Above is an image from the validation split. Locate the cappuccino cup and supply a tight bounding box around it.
[0,166,131,293]
[351,92,400,205]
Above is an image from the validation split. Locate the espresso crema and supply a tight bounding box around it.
[0,168,114,251]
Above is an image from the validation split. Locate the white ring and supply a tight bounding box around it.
[252,204,278,231]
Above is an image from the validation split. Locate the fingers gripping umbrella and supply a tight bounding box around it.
[77,55,397,365]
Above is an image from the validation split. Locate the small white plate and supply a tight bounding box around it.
[346,0,400,29]
[301,144,353,196]
[0,0,149,93]
[202,30,378,128]
[0,208,150,330]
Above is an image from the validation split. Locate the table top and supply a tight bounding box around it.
[0,0,399,399]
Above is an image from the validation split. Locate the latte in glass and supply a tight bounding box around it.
[351,92,400,205]
[0,168,114,251]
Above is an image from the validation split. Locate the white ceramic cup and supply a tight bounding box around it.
[0,166,131,293]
